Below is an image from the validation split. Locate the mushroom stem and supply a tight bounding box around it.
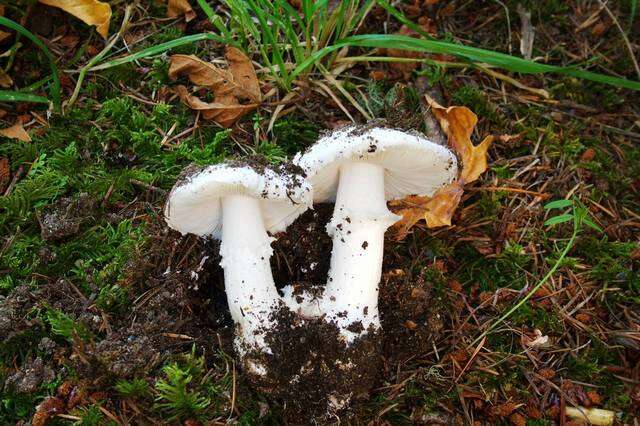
[220,195,281,352]
[321,162,399,342]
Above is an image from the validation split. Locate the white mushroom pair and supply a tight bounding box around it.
[165,126,458,374]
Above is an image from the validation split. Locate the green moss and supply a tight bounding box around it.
[451,85,497,122]
[272,117,319,155]
[455,240,531,292]
[577,237,639,294]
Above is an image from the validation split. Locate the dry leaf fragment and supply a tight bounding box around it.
[0,30,11,43]
[169,54,234,87]
[565,407,614,426]
[522,329,549,348]
[167,0,196,22]
[0,121,31,142]
[0,68,12,88]
[390,95,495,239]
[39,0,111,38]
[390,181,464,240]
[174,85,257,128]
[425,94,494,183]
[0,157,9,192]
[169,47,261,127]
[225,47,261,103]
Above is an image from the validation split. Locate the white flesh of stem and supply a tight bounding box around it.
[220,195,281,371]
[320,162,399,342]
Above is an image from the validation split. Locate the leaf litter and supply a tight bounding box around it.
[390,95,496,239]
[38,0,112,38]
[169,47,262,128]
[167,0,196,22]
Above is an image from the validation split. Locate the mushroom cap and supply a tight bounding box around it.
[293,126,458,202]
[165,162,312,238]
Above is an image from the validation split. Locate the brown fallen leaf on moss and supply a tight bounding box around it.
[425,95,494,183]
[390,95,494,239]
[39,0,111,38]
[0,30,10,43]
[169,47,261,128]
[0,68,12,88]
[390,182,464,240]
[167,0,195,22]
[0,121,31,142]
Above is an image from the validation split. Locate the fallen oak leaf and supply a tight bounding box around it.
[0,121,31,141]
[390,96,494,239]
[174,85,257,128]
[225,46,261,103]
[425,94,494,183]
[390,181,464,240]
[39,0,111,38]
[169,47,261,127]
[167,0,196,22]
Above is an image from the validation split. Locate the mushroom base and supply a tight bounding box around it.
[244,305,382,422]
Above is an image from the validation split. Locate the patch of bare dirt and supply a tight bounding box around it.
[37,193,97,241]
[250,306,381,422]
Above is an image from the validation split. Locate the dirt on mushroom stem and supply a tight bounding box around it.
[215,202,442,419]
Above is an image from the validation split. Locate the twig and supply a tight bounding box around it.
[3,164,24,196]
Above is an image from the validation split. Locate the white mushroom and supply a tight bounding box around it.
[294,126,458,342]
[164,162,312,371]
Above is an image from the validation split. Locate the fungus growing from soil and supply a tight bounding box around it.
[294,126,458,342]
[164,162,312,373]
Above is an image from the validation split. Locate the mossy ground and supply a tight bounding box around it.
[1,0,639,424]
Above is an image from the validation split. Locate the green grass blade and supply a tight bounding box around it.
[292,34,640,91]
[0,17,60,110]
[471,226,579,346]
[374,0,432,39]
[195,0,232,40]
[631,0,638,26]
[89,33,225,71]
[0,90,50,104]
[246,0,291,88]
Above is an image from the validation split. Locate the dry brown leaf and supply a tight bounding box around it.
[0,157,9,193]
[225,47,261,103]
[0,68,12,88]
[390,181,464,240]
[169,47,261,127]
[0,30,11,43]
[169,54,233,87]
[390,96,494,239]
[39,0,111,38]
[0,121,31,142]
[174,86,257,128]
[425,94,493,183]
[167,0,196,22]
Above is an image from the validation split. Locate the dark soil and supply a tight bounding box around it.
[271,204,334,294]
[37,193,97,241]
[248,306,381,422]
